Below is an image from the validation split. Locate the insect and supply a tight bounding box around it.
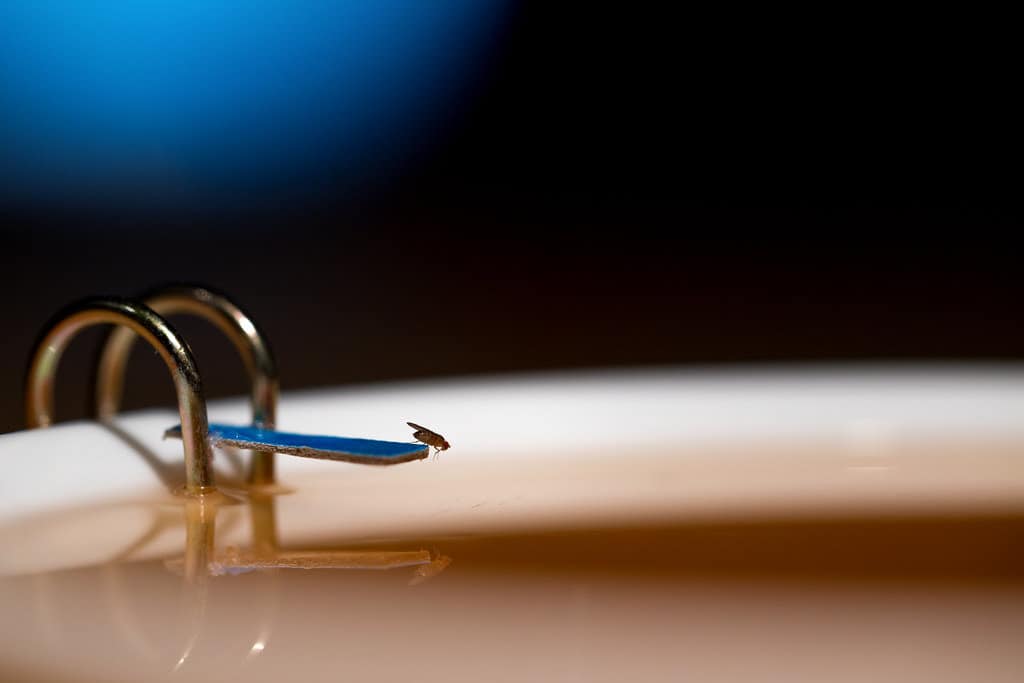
[407,422,451,458]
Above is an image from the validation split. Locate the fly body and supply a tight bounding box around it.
[407,421,451,457]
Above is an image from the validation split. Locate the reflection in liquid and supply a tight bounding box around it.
[410,553,454,586]
[159,488,451,672]
[168,491,449,581]
[206,547,434,575]
[3,512,1023,681]
[0,481,463,674]
[173,497,217,671]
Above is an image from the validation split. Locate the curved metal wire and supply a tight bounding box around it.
[25,298,215,495]
[94,284,279,485]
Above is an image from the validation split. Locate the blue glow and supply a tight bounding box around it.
[0,1,505,205]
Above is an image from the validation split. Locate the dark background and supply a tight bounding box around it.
[1,5,1020,434]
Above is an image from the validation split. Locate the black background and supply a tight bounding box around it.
[1,5,1020,434]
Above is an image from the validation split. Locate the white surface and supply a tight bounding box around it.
[3,364,1024,518]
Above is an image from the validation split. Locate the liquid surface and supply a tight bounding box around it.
[3,438,1024,681]
[1,492,1022,682]
[3,368,1024,680]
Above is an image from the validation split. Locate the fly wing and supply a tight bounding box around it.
[407,421,445,443]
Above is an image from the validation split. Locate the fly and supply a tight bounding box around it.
[407,422,451,458]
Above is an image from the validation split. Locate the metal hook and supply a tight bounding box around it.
[25,298,215,496]
[93,284,280,486]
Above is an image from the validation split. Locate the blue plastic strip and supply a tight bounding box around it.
[165,423,428,466]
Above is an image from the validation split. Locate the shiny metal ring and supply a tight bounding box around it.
[25,298,215,495]
[94,284,280,485]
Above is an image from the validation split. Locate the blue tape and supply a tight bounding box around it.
[165,423,428,465]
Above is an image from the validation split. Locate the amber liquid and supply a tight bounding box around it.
[2,512,1022,683]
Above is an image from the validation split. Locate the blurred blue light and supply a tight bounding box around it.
[0,1,505,207]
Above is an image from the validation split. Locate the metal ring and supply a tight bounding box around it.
[94,284,280,485]
[25,298,215,495]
